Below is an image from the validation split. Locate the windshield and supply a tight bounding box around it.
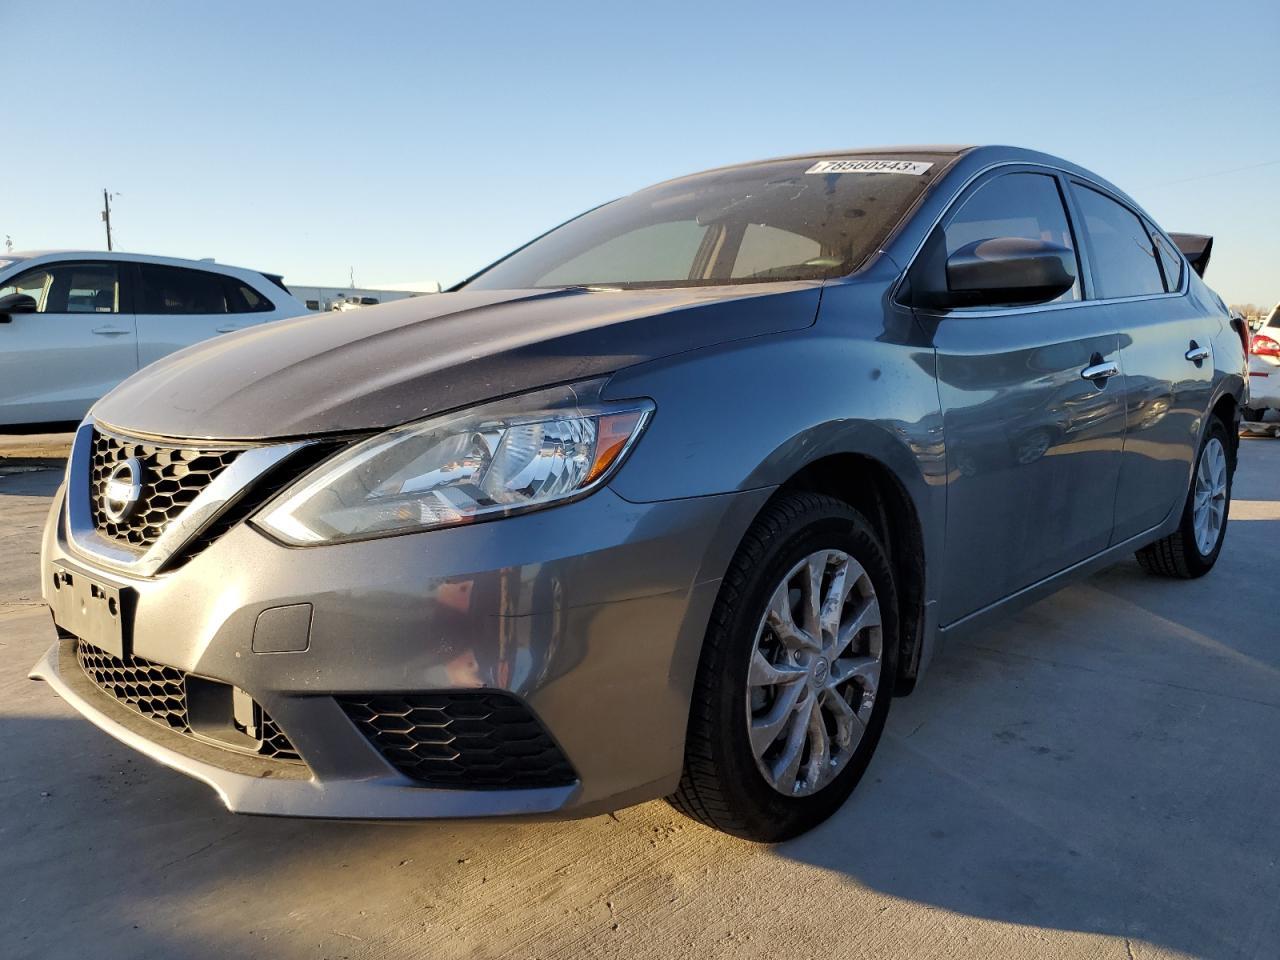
[463,155,950,291]
[1268,303,1280,328]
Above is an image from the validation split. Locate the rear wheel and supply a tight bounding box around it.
[1241,407,1263,423]
[668,493,898,841]
[1135,417,1233,578]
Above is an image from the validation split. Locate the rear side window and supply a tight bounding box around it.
[1072,187,1165,299]
[942,172,1081,302]
[138,265,230,314]
[0,263,119,313]
[224,279,274,313]
[1147,225,1183,292]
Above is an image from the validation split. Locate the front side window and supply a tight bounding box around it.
[0,267,52,307]
[942,172,1081,302]
[138,265,230,314]
[0,263,119,313]
[464,155,949,290]
[1072,186,1165,299]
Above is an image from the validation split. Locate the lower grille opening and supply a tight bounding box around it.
[337,693,577,789]
[75,641,302,763]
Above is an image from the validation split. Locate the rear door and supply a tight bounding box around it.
[1066,183,1214,542]
[0,260,138,425]
[922,169,1129,624]
[134,264,272,367]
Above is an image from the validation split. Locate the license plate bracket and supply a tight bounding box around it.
[48,564,133,659]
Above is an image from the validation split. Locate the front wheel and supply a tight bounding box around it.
[1135,417,1233,578]
[668,493,898,841]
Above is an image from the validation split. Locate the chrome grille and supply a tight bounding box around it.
[76,641,302,763]
[90,428,238,548]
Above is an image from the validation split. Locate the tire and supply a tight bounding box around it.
[1135,417,1233,578]
[667,492,899,841]
[1241,407,1263,423]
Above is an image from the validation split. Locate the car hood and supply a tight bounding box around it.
[92,283,822,440]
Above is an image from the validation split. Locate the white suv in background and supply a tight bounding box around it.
[0,251,309,428]
[1244,302,1280,425]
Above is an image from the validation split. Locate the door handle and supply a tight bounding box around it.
[1080,360,1120,382]
[1185,341,1210,363]
[91,326,131,336]
[215,324,246,333]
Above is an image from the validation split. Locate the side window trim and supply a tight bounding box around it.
[113,261,135,314]
[1055,173,1096,301]
[894,161,1185,314]
[1144,218,1186,294]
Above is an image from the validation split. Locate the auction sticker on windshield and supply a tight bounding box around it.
[805,159,933,175]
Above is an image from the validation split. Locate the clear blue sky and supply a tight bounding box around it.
[4,0,1278,306]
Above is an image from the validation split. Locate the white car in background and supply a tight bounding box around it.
[332,295,381,311]
[0,251,309,428]
[1244,302,1280,429]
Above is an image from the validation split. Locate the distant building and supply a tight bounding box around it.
[287,283,440,312]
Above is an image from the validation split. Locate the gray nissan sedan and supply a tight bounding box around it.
[32,145,1248,840]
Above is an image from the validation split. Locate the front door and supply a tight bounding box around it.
[916,169,1129,625]
[0,260,138,425]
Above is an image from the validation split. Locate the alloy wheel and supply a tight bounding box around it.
[1192,436,1228,556]
[746,549,883,797]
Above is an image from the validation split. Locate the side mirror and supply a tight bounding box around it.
[919,237,1077,309]
[0,292,37,322]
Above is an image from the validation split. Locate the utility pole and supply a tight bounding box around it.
[101,189,114,251]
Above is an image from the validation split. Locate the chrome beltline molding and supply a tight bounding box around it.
[64,418,309,578]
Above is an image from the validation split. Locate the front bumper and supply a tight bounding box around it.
[33,479,771,818]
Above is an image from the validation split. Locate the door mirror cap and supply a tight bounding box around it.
[0,292,37,322]
[922,237,1077,310]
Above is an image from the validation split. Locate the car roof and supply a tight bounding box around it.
[646,145,975,189]
[5,249,278,278]
[646,144,1141,210]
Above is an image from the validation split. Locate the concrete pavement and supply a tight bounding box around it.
[1,440,1277,960]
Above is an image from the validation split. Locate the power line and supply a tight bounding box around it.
[1149,158,1280,188]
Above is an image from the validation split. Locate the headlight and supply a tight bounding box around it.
[254,379,653,545]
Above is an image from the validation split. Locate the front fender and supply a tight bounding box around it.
[603,318,946,584]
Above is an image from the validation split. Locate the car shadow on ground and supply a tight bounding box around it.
[0,467,62,497]
[775,459,1280,960]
